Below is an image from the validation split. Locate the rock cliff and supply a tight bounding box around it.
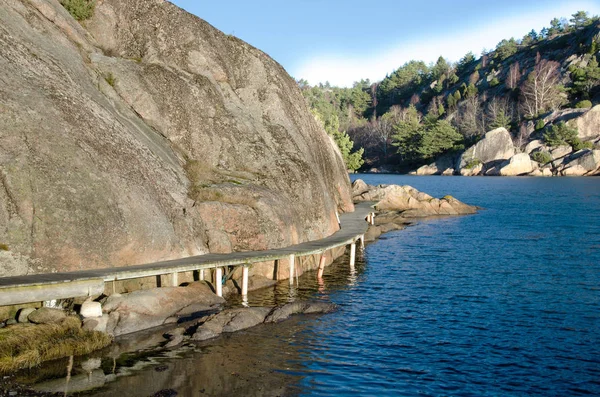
[0,0,353,276]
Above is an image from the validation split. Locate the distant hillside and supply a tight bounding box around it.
[299,12,600,172]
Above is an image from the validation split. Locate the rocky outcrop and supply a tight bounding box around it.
[524,140,545,154]
[557,150,600,176]
[457,128,515,169]
[0,0,353,277]
[567,105,600,141]
[413,155,455,176]
[352,180,478,217]
[499,153,535,176]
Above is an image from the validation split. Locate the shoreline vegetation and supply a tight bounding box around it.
[299,13,600,176]
[0,181,477,393]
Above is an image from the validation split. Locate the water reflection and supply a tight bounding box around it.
[12,251,365,396]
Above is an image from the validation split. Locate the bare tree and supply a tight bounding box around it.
[507,62,521,90]
[520,54,563,118]
[455,95,485,139]
[515,122,531,149]
[486,96,515,129]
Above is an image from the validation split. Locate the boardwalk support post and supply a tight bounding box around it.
[242,265,249,297]
[215,267,223,297]
[350,242,356,268]
[370,212,375,225]
[170,272,178,287]
[289,255,295,285]
[317,252,326,279]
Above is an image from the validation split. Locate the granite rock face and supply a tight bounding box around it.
[0,0,353,276]
[457,128,515,169]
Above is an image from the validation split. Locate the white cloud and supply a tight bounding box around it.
[294,2,600,87]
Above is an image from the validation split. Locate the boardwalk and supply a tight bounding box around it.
[0,203,374,306]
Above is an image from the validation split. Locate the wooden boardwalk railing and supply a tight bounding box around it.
[0,203,375,306]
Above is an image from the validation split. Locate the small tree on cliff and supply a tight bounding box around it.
[313,111,364,171]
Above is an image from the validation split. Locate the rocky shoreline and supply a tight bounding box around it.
[0,181,478,395]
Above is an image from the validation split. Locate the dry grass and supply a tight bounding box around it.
[0,317,112,373]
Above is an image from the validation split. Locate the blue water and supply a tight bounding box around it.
[34,176,600,396]
[292,175,600,396]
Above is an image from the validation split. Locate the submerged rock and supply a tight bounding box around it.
[191,301,338,342]
[192,307,272,341]
[264,302,337,323]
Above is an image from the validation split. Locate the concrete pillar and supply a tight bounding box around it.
[242,265,249,297]
[215,267,223,297]
[199,269,205,281]
[289,254,295,285]
[350,242,356,268]
[317,252,326,279]
[170,272,179,287]
[370,212,375,225]
[360,235,365,249]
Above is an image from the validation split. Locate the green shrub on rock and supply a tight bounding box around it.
[575,100,592,109]
[543,122,578,147]
[531,151,552,164]
[59,0,95,21]
[535,119,546,131]
[465,158,482,169]
[571,138,593,151]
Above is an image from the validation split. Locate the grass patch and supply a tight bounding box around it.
[59,0,95,21]
[0,317,112,373]
[104,72,116,87]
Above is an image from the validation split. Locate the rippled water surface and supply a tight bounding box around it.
[22,176,600,396]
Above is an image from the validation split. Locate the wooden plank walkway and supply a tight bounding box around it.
[0,202,374,306]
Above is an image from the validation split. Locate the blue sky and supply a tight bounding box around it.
[171,1,600,87]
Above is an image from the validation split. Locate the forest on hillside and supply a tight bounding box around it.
[299,11,600,172]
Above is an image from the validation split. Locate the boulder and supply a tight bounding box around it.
[499,154,535,176]
[351,179,371,197]
[102,281,224,336]
[82,315,109,333]
[415,164,438,175]
[458,128,515,169]
[80,300,103,318]
[524,140,545,154]
[28,308,67,324]
[460,163,483,176]
[413,155,455,176]
[17,307,36,323]
[567,105,600,141]
[550,145,572,160]
[559,150,600,176]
